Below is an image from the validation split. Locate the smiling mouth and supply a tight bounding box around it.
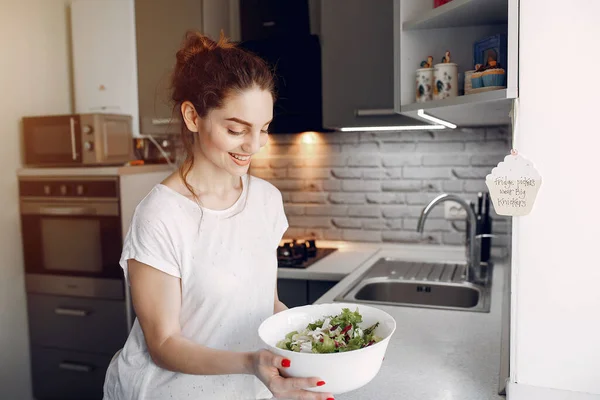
[228,152,252,166]
[228,152,251,161]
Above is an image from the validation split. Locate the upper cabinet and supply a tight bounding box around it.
[71,0,519,136]
[203,0,241,41]
[134,0,239,136]
[239,0,311,41]
[395,0,520,126]
[320,0,427,130]
[134,0,203,136]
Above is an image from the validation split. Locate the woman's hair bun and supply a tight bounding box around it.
[175,30,234,66]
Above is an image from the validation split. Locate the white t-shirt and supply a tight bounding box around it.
[103,174,288,400]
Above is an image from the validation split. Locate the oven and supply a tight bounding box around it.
[19,176,123,285]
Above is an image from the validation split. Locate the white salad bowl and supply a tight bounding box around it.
[258,302,396,394]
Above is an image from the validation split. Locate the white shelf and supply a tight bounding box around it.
[403,0,508,31]
[402,89,508,112]
[400,89,515,127]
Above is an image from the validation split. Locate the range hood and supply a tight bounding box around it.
[239,34,333,134]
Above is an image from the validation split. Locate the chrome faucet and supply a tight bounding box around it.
[417,193,484,284]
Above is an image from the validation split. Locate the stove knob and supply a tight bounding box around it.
[306,239,317,257]
[59,185,67,196]
[84,141,94,151]
[294,243,308,262]
[279,243,292,258]
[43,185,51,195]
[76,185,85,196]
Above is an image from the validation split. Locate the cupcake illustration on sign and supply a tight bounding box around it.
[485,151,542,216]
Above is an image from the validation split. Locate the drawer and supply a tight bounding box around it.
[31,346,111,400]
[28,294,128,355]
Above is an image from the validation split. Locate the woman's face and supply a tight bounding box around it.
[195,86,273,177]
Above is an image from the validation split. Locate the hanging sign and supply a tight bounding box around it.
[485,149,542,217]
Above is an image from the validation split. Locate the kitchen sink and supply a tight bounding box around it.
[334,257,492,313]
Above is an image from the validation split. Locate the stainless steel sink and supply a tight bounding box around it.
[334,257,492,313]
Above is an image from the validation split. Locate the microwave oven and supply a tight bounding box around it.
[22,113,134,167]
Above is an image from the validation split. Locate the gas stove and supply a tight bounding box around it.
[277,239,338,269]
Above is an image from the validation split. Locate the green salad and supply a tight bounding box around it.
[276,307,382,354]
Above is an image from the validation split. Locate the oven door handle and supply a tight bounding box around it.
[38,206,97,216]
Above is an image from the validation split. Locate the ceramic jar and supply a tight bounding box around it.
[433,62,458,100]
[415,67,434,103]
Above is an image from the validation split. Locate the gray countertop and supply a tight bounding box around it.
[305,243,508,400]
[16,164,175,177]
[275,241,485,281]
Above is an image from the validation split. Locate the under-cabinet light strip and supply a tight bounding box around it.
[417,109,457,129]
[340,125,446,132]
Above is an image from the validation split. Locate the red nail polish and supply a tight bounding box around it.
[327,398,335,400]
[317,381,326,386]
[281,359,291,368]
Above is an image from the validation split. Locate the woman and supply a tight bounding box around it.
[103,32,334,400]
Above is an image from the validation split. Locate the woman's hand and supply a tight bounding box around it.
[251,349,334,400]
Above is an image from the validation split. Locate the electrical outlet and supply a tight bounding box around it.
[444,200,467,220]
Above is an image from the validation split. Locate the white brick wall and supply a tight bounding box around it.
[249,127,511,247]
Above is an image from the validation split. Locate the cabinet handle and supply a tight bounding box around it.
[69,117,78,161]
[59,362,94,373]
[54,308,89,317]
[38,207,96,216]
[151,118,173,125]
[355,108,397,117]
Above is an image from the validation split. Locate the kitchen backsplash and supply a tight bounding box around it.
[249,127,511,248]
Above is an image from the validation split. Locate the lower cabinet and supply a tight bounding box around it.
[307,280,338,304]
[27,294,128,356]
[31,347,112,400]
[277,278,338,308]
[27,281,336,398]
[27,294,128,400]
